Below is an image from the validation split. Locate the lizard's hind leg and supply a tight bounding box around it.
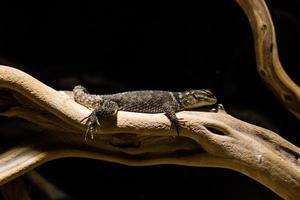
[82,100,119,141]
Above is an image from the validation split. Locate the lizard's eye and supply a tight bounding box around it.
[202,89,214,97]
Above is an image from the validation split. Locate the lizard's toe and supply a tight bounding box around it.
[82,111,99,141]
[85,123,96,141]
[174,124,180,136]
[170,118,188,136]
[169,119,181,136]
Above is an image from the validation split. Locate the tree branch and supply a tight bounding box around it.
[234,0,300,119]
[0,65,300,199]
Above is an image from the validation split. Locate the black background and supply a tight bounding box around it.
[1,0,300,199]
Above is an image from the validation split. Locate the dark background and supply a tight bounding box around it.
[1,0,300,199]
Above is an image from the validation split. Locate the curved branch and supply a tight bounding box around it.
[0,65,89,132]
[234,0,300,119]
[1,66,300,199]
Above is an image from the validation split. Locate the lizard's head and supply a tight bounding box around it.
[177,89,217,109]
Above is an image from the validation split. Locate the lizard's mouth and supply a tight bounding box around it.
[207,97,218,105]
[185,97,217,109]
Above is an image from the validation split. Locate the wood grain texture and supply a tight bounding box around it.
[235,0,300,119]
[0,65,300,199]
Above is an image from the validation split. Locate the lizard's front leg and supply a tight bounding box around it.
[162,103,181,136]
[83,100,119,141]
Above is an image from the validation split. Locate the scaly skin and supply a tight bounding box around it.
[73,85,217,140]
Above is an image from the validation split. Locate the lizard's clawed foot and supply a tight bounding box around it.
[171,118,187,136]
[80,111,100,141]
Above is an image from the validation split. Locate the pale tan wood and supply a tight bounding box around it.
[0,66,300,199]
[235,0,300,119]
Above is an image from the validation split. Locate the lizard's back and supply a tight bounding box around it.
[101,90,176,113]
[73,85,179,113]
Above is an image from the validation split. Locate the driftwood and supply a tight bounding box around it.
[235,0,300,119]
[1,0,300,199]
[0,66,300,199]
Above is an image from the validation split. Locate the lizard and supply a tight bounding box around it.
[73,85,217,140]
